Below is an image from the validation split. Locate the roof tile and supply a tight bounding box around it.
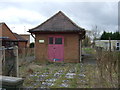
[29,11,85,33]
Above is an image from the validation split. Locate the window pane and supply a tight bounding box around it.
[117,43,119,46]
[49,37,53,44]
[116,47,119,50]
[55,38,62,44]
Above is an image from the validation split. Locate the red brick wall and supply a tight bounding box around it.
[35,34,48,63]
[35,33,81,63]
[1,24,17,40]
[19,34,30,47]
[18,42,27,48]
[64,34,80,63]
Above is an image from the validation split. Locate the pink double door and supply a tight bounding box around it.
[48,36,64,62]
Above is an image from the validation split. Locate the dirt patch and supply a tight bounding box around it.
[28,64,43,70]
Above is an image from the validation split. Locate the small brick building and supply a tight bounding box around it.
[13,33,28,48]
[29,11,86,63]
[19,34,30,47]
[0,22,28,48]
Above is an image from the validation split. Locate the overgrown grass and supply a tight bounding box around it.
[82,47,96,54]
[19,62,118,88]
[95,50,119,88]
[19,48,118,88]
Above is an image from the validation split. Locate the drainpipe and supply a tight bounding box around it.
[79,30,86,63]
[31,33,35,39]
[79,39,82,62]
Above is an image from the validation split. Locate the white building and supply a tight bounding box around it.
[95,40,120,51]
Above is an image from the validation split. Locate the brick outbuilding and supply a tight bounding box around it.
[0,22,28,48]
[29,11,86,63]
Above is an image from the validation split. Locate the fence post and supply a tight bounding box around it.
[0,47,1,76]
[0,46,5,75]
[13,46,19,77]
[2,46,5,75]
[109,37,111,52]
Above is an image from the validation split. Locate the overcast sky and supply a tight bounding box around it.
[0,0,119,42]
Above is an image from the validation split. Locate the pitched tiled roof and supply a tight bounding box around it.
[13,33,28,42]
[29,11,85,33]
[0,22,4,26]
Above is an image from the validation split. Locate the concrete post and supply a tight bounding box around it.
[13,46,19,77]
[109,37,111,52]
[0,47,2,76]
[1,46,5,75]
[0,46,5,75]
[0,75,24,89]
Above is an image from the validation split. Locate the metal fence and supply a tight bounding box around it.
[18,47,35,66]
[0,46,35,77]
[0,46,18,77]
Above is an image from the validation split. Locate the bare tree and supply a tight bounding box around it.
[92,25,101,40]
[91,25,101,48]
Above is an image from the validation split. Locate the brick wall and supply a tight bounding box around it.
[18,42,27,48]
[35,33,81,63]
[19,34,30,47]
[2,24,17,40]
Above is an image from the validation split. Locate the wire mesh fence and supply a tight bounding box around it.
[18,48,35,66]
[0,46,18,77]
[0,46,35,77]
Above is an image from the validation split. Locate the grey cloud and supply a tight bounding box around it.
[63,2,118,26]
[0,1,118,32]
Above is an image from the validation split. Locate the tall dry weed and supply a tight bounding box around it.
[95,49,119,88]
